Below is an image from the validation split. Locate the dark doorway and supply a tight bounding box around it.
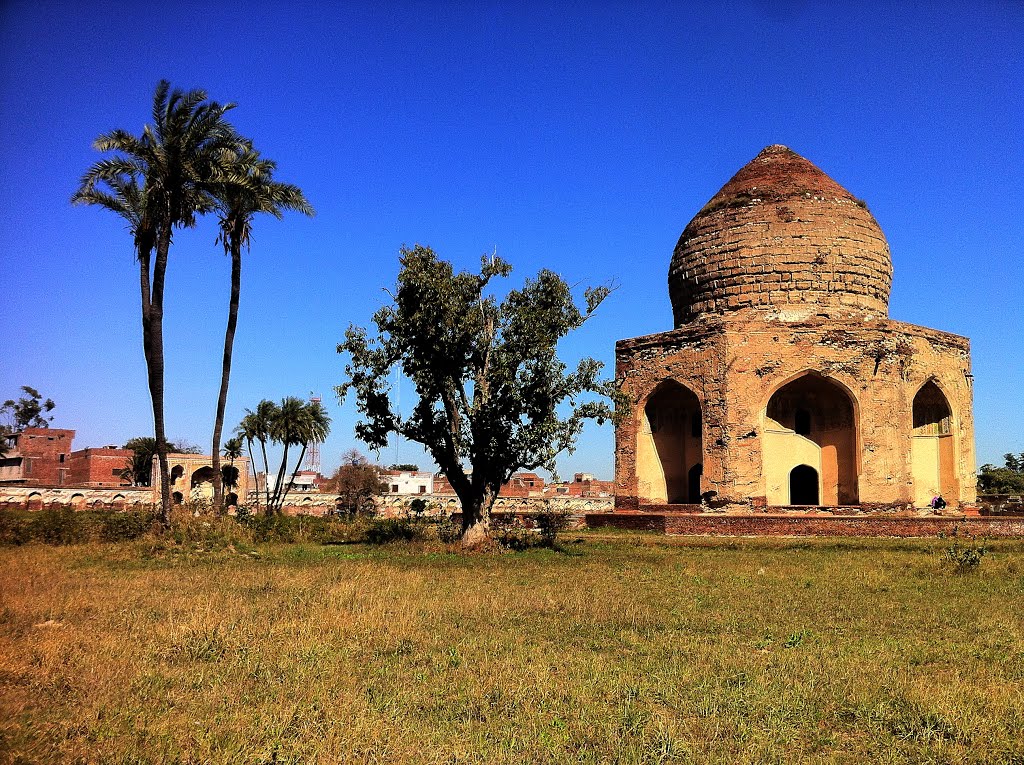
[688,463,703,503]
[790,465,819,505]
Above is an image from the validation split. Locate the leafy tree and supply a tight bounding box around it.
[388,463,420,471]
[322,450,387,517]
[209,146,314,510]
[235,398,330,516]
[337,245,622,546]
[73,80,242,527]
[1,386,56,456]
[978,452,1024,495]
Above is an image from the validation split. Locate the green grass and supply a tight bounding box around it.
[2,534,1023,763]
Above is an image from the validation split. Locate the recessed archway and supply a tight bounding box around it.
[911,380,957,507]
[637,381,703,503]
[790,465,820,505]
[763,373,858,506]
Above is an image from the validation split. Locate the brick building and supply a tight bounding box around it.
[615,145,975,510]
[0,428,76,485]
[66,447,134,487]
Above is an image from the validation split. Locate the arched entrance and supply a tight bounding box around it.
[911,381,957,507]
[637,381,703,503]
[763,373,858,506]
[191,466,216,501]
[790,465,820,505]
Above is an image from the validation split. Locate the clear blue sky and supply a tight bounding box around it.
[1,0,1021,479]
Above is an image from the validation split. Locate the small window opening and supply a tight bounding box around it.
[795,408,811,436]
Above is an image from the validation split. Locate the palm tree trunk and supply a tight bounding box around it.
[270,442,290,516]
[149,230,172,527]
[280,443,308,511]
[259,439,272,511]
[211,243,242,512]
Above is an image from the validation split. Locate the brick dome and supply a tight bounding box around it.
[668,145,893,325]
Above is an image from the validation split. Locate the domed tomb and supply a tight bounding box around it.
[668,145,893,325]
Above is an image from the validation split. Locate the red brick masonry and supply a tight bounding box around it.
[586,512,1024,537]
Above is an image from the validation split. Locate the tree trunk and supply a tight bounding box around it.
[149,230,172,527]
[280,443,308,512]
[260,439,272,511]
[459,485,497,548]
[211,243,242,512]
[268,443,289,518]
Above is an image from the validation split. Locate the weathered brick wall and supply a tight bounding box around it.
[9,428,75,486]
[66,448,133,487]
[668,145,892,325]
[267,493,615,518]
[615,314,975,509]
[586,512,1024,538]
[0,485,152,510]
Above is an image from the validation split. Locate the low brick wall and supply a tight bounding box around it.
[586,512,1024,538]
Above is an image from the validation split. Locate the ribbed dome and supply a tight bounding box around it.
[668,145,893,325]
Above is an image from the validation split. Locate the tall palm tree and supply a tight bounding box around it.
[236,400,278,512]
[209,147,313,510]
[277,399,331,511]
[73,80,241,527]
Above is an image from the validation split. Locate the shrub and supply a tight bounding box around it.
[942,525,989,573]
[365,518,419,544]
[436,517,461,544]
[535,505,571,548]
[31,507,88,544]
[99,510,154,542]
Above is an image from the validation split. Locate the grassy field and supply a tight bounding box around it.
[2,532,1023,764]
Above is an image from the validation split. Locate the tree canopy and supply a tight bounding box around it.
[2,386,56,433]
[337,245,622,545]
[978,453,1024,495]
[322,450,387,517]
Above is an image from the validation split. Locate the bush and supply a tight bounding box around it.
[535,505,571,548]
[365,518,419,544]
[31,507,87,544]
[942,526,989,573]
[436,517,461,544]
[99,510,155,542]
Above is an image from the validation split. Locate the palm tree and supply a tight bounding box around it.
[209,147,313,510]
[220,436,244,498]
[236,400,278,512]
[277,399,331,512]
[73,80,241,527]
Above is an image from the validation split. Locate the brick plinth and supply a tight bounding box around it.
[586,512,1024,538]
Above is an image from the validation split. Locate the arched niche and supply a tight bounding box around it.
[637,381,703,504]
[911,380,957,506]
[170,465,184,484]
[763,373,859,505]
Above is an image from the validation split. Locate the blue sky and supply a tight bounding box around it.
[1,0,1021,479]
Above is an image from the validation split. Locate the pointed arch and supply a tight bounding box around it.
[637,380,704,503]
[762,371,859,506]
[911,379,957,506]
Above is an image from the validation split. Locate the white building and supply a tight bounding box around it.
[380,470,434,495]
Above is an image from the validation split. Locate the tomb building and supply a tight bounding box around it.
[614,145,976,510]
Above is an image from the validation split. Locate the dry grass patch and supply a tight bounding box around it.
[1,536,1023,763]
